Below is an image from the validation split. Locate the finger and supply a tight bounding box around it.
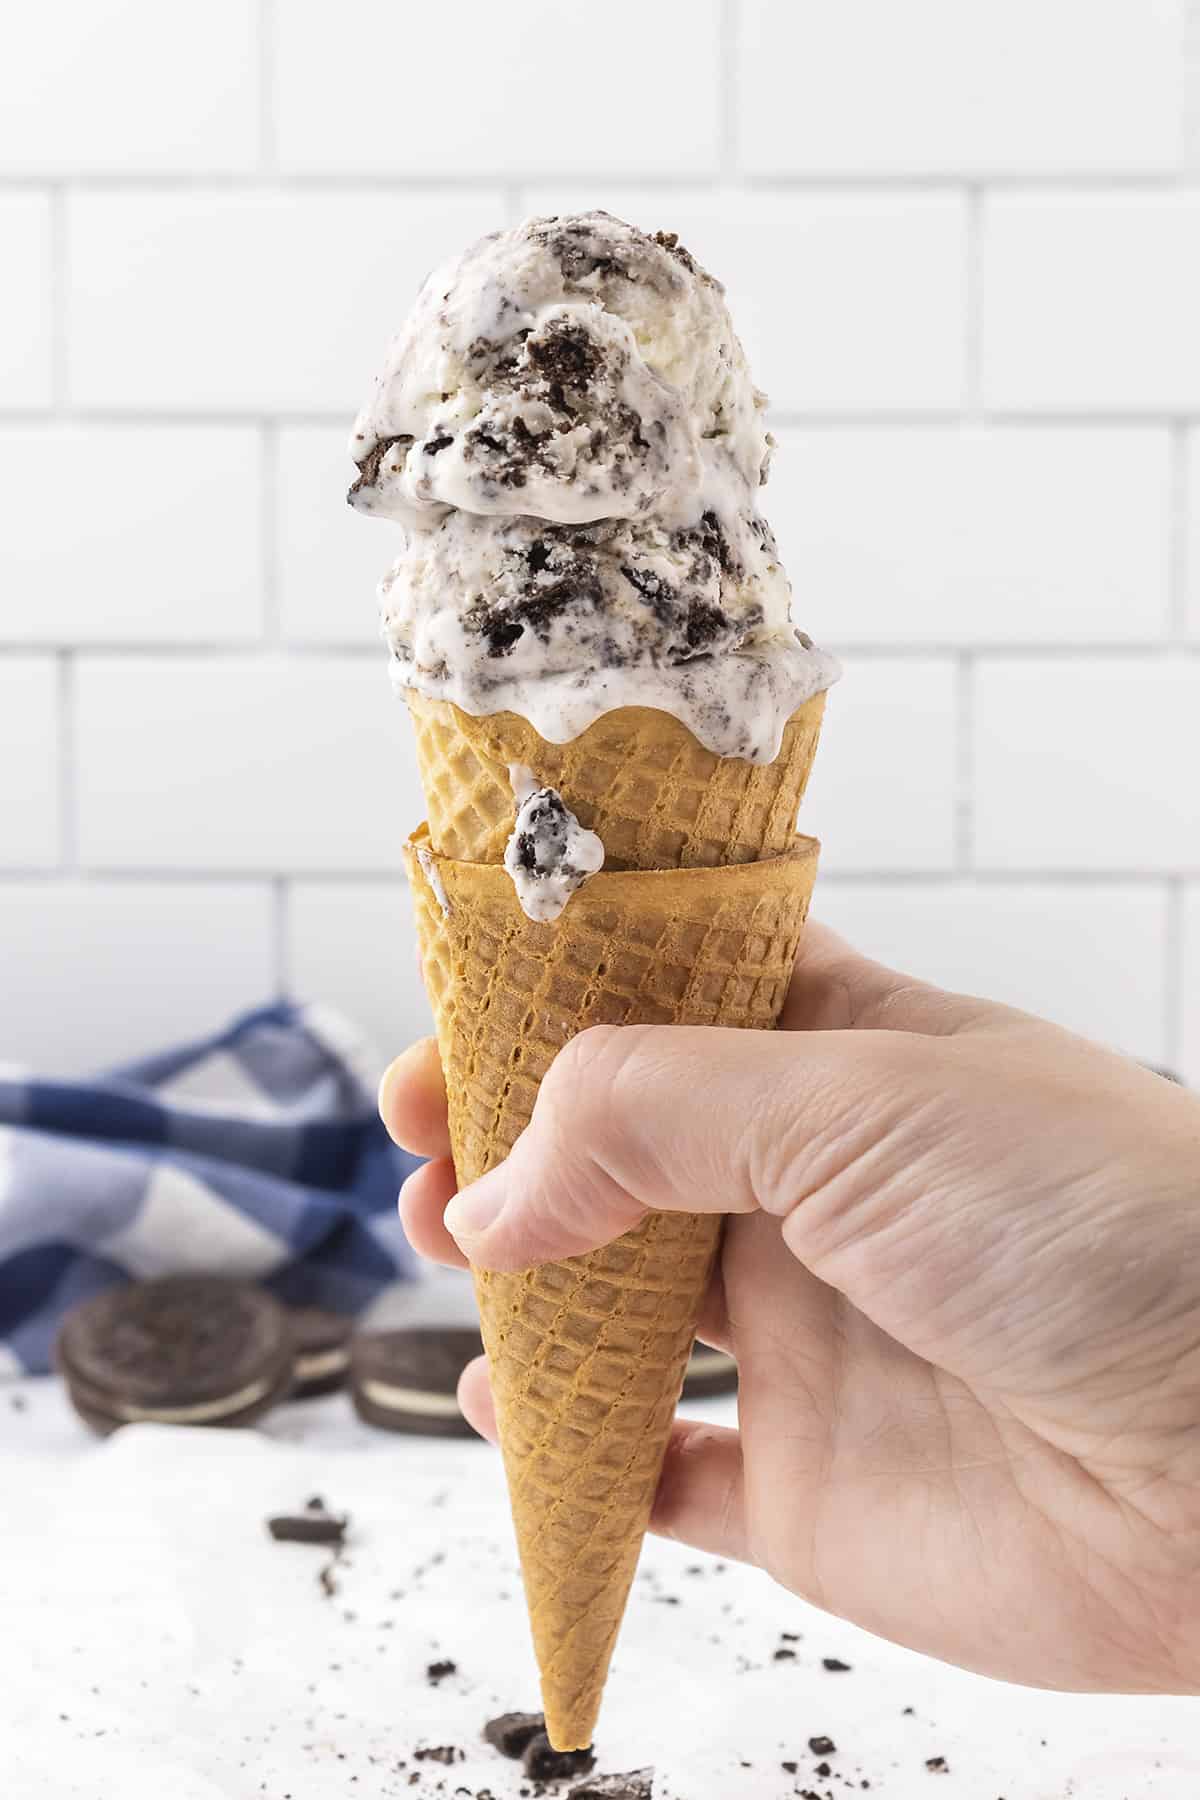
[650,1419,748,1562]
[378,1038,451,1158]
[444,1022,772,1267]
[397,1158,469,1269]
[458,1353,748,1562]
[693,1253,731,1354]
[443,1018,937,1270]
[783,919,999,1037]
[458,1353,497,1441]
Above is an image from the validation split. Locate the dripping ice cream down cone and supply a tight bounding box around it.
[349,212,839,1749]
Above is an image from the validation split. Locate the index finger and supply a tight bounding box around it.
[378,1037,452,1159]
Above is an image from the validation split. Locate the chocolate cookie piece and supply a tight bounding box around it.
[524,1736,595,1782]
[56,1277,293,1437]
[681,1342,738,1400]
[267,1497,347,1546]
[569,1774,653,1800]
[484,1712,546,1759]
[350,1328,484,1438]
[288,1307,353,1399]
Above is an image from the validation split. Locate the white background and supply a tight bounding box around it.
[5,1393,1199,1800]
[1,0,1199,1081]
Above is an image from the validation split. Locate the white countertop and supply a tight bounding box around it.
[3,1376,1198,1800]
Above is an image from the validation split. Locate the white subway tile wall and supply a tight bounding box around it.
[0,426,263,643]
[738,0,1185,175]
[0,195,52,406]
[0,659,60,869]
[0,0,1195,1077]
[0,883,274,1075]
[286,882,432,1070]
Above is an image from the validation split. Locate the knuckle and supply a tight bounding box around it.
[538,1023,647,1136]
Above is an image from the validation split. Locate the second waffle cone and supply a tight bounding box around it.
[406,688,826,869]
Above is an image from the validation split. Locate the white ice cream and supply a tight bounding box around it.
[350,211,770,530]
[351,211,838,763]
[415,843,451,917]
[503,763,604,923]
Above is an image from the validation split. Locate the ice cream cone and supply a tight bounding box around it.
[404,830,820,1749]
[406,688,826,871]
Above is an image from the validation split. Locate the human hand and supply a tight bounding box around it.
[381,923,1200,1695]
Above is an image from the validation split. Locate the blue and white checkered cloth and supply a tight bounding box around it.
[0,1003,421,1376]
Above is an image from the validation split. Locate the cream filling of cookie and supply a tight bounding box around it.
[359,1379,463,1418]
[295,1346,350,1382]
[109,1374,275,1425]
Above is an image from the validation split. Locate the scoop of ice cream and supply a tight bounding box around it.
[352,209,839,761]
[503,765,604,923]
[379,506,838,760]
[349,211,771,530]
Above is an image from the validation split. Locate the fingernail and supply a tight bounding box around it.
[444,1172,506,1247]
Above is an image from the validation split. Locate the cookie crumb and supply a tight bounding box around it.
[483,1712,545,1759]
[523,1734,595,1782]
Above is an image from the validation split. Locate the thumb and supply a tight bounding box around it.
[442,1013,941,1271]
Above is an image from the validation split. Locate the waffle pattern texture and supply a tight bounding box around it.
[404,832,820,1748]
[406,690,826,870]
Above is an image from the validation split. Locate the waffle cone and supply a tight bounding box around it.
[404,830,820,1749]
[406,688,826,870]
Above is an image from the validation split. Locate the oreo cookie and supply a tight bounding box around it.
[681,1343,738,1400]
[288,1307,353,1399]
[350,1328,484,1438]
[57,1277,294,1437]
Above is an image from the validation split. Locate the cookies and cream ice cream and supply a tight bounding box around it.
[503,764,604,923]
[351,211,837,767]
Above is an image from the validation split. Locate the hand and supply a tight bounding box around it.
[380,923,1200,1695]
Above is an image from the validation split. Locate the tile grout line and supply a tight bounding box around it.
[0,866,1189,887]
[260,421,281,640]
[49,183,69,411]
[954,654,975,872]
[0,860,1187,882]
[5,642,1196,661]
[50,182,76,875]
[1186,0,1200,172]
[964,183,984,416]
[1169,424,1190,638]
[56,653,77,872]
[273,876,290,999]
[719,0,739,178]
[257,0,276,173]
[1163,876,1185,1076]
[6,407,1200,429]
[3,172,1200,193]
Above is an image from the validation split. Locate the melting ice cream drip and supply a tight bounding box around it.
[503,763,604,923]
[415,843,451,917]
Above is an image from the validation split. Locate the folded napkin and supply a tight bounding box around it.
[0,1003,421,1375]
